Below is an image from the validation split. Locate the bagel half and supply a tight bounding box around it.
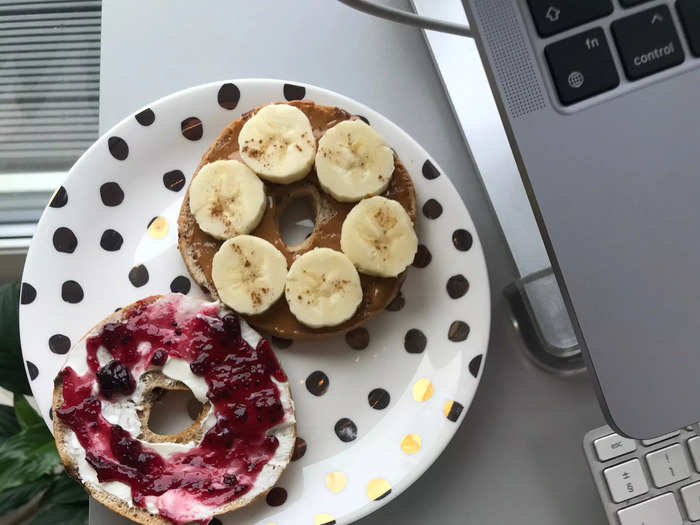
[177,100,418,340]
[52,294,296,525]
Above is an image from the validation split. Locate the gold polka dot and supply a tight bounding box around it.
[366,478,392,501]
[314,513,336,525]
[412,378,434,402]
[443,400,453,418]
[325,472,347,494]
[147,216,168,239]
[401,433,421,454]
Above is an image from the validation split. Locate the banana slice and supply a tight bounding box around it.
[285,248,363,328]
[315,119,394,202]
[189,160,266,240]
[341,196,418,277]
[212,235,287,315]
[238,104,316,184]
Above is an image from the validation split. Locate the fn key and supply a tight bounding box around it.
[545,28,619,105]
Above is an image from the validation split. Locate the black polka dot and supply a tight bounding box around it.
[448,321,470,342]
[26,361,38,381]
[135,108,155,126]
[305,370,329,396]
[445,401,464,422]
[283,83,306,101]
[20,282,36,305]
[266,487,287,506]
[446,275,469,299]
[217,83,240,110]
[208,519,222,525]
[404,329,426,354]
[49,407,53,421]
[452,229,473,251]
[163,170,186,192]
[53,227,77,253]
[100,182,124,206]
[386,291,404,311]
[368,388,390,410]
[469,354,483,378]
[291,437,306,461]
[128,264,149,287]
[114,307,122,312]
[100,229,123,251]
[345,327,369,350]
[108,136,128,160]
[49,186,68,208]
[271,336,293,349]
[170,275,191,295]
[423,199,443,219]
[335,418,357,442]
[422,159,440,180]
[49,334,71,354]
[412,245,431,268]
[181,117,203,141]
[61,280,84,304]
[355,115,370,125]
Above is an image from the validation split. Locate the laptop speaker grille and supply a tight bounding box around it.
[475,0,546,118]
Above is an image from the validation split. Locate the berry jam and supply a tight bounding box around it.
[57,295,288,524]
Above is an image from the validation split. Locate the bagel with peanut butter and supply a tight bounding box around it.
[177,100,418,339]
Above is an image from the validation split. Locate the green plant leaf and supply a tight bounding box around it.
[26,502,88,525]
[0,474,53,515]
[40,473,88,506]
[0,404,20,438]
[0,281,30,395]
[0,423,60,492]
[14,393,43,430]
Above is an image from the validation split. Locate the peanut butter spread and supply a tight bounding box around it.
[178,100,417,339]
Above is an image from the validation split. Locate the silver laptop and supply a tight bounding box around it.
[461,0,700,439]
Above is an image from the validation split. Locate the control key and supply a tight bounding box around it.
[611,5,685,81]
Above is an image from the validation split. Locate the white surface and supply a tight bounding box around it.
[412,0,549,277]
[617,493,683,525]
[593,432,636,462]
[603,459,649,503]
[645,444,690,488]
[87,2,611,525]
[21,79,490,524]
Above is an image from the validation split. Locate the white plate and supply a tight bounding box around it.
[19,79,490,525]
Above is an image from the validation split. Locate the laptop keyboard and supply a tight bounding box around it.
[526,0,700,106]
[584,424,700,524]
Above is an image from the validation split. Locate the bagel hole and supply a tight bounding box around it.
[148,388,203,435]
[279,195,316,247]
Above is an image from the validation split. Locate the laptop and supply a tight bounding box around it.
[436,0,700,440]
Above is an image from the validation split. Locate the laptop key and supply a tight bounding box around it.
[526,0,613,38]
[641,430,680,446]
[646,444,690,487]
[544,27,619,105]
[617,493,683,525]
[604,459,649,503]
[681,481,700,521]
[594,433,637,461]
[611,5,685,81]
[677,0,700,57]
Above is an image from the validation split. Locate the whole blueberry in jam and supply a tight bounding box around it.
[150,349,167,366]
[96,360,135,398]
